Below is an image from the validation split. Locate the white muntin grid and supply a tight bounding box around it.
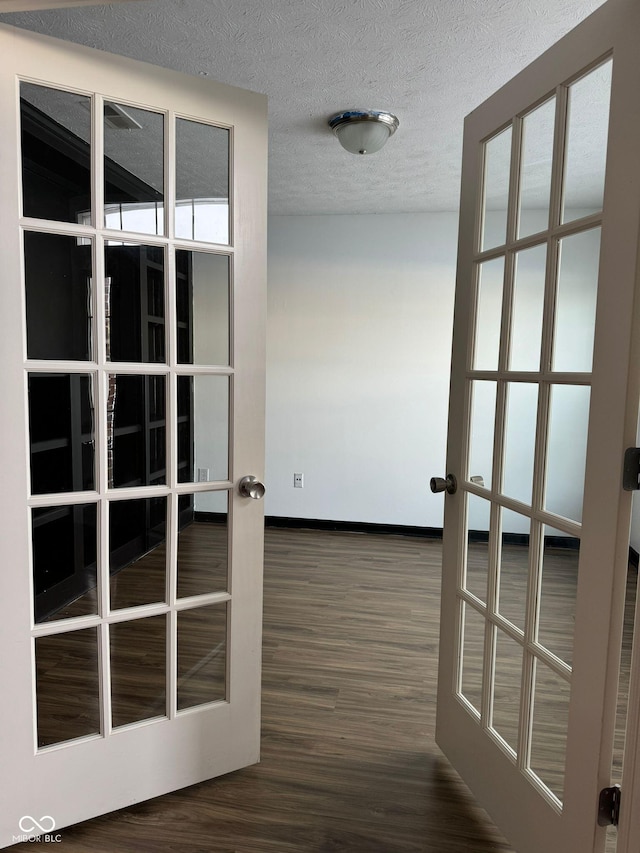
[20,82,235,750]
[454,57,612,807]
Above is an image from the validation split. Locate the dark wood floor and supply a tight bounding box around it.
[16,528,636,852]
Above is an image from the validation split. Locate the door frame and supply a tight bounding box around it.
[1,1,149,12]
[618,580,640,851]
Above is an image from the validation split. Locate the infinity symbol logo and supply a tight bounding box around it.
[19,815,56,834]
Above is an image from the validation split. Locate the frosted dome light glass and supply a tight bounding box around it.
[329,110,399,155]
[335,121,390,155]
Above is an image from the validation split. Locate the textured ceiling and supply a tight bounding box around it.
[1,0,607,215]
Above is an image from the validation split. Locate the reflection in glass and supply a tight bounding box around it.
[111,615,166,728]
[529,661,571,801]
[177,492,229,598]
[502,383,538,505]
[36,627,100,747]
[177,375,229,483]
[510,244,546,371]
[537,528,579,665]
[497,509,529,631]
[177,603,227,710]
[465,494,491,604]
[459,602,485,714]
[32,503,97,624]
[105,244,165,363]
[552,228,601,373]
[468,381,497,491]
[104,102,164,236]
[491,629,523,753]
[21,82,91,224]
[545,385,590,523]
[109,374,166,488]
[562,60,612,223]
[109,497,167,610]
[481,126,512,251]
[473,257,504,370]
[175,119,229,244]
[24,232,92,361]
[176,250,230,365]
[29,373,95,495]
[518,98,555,239]
[611,567,639,788]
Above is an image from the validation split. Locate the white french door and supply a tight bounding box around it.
[0,23,266,847]
[436,1,640,852]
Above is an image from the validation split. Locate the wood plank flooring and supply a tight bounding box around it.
[15,527,636,852]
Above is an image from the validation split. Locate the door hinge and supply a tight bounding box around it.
[598,784,621,827]
[623,447,640,490]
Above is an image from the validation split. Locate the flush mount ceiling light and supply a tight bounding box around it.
[328,109,399,155]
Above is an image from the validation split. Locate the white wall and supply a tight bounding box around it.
[191,251,229,515]
[265,213,457,527]
[469,214,600,532]
[265,211,636,543]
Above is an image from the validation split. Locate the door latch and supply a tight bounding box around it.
[598,785,621,827]
[623,447,640,490]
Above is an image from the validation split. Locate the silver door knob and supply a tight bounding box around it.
[238,475,266,500]
[430,474,457,495]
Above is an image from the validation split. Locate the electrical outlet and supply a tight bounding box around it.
[197,467,209,482]
[293,472,304,488]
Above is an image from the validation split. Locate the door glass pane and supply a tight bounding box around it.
[21,82,91,224]
[177,492,229,598]
[177,602,227,710]
[109,497,167,610]
[105,243,165,363]
[491,629,523,754]
[175,118,229,244]
[104,103,164,236]
[24,232,93,361]
[537,528,579,666]
[459,601,485,715]
[502,383,538,505]
[510,244,546,371]
[465,494,491,604]
[473,257,504,370]
[110,614,166,727]
[481,126,512,251]
[468,380,496,490]
[29,373,95,495]
[545,385,590,523]
[552,228,601,373]
[562,60,612,224]
[529,661,571,801]
[35,627,100,747]
[177,375,229,483]
[497,508,530,631]
[109,374,166,488]
[176,250,230,365]
[518,97,555,239]
[32,503,97,624]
